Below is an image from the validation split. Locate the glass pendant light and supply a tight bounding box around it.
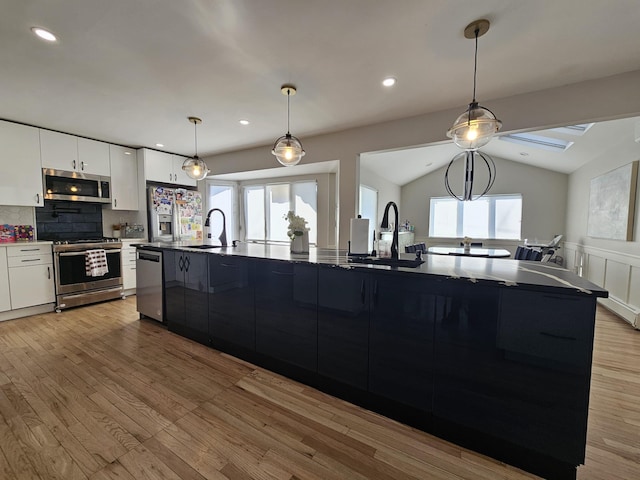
[446,19,502,150]
[182,116,210,180]
[272,85,305,166]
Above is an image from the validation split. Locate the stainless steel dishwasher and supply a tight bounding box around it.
[136,248,164,322]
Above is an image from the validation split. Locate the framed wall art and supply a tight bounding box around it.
[587,160,638,241]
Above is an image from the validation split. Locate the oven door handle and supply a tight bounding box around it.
[58,249,122,257]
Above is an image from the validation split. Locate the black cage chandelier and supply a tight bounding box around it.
[445,19,501,201]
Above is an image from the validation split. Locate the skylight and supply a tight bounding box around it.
[550,123,594,136]
[499,132,574,152]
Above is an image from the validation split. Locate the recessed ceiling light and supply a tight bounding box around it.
[519,152,529,156]
[124,151,131,155]
[31,27,57,42]
[239,120,250,125]
[156,143,164,148]
[382,77,397,87]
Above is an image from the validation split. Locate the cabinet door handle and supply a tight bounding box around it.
[81,161,86,171]
[73,159,76,170]
[184,256,190,272]
[271,271,295,276]
[360,280,365,304]
[21,258,41,262]
[20,248,41,252]
[540,331,577,341]
[36,193,40,204]
[114,198,117,208]
[373,280,379,306]
[178,255,185,271]
[47,266,51,279]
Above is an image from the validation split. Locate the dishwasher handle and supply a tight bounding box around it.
[138,251,161,262]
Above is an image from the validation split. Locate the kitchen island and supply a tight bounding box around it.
[140,242,607,480]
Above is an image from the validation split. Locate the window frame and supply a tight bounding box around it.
[242,179,318,245]
[429,193,523,240]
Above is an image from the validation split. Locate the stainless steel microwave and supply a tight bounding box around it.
[43,168,111,203]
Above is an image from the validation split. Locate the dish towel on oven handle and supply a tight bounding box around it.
[85,249,109,277]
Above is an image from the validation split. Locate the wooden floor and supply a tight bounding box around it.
[0,299,637,480]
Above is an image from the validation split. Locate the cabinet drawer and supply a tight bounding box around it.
[498,290,595,368]
[7,244,51,257]
[8,255,52,268]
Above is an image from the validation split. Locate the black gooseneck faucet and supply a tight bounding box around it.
[380,201,399,260]
[204,208,227,246]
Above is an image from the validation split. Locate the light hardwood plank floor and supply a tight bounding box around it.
[0,298,636,479]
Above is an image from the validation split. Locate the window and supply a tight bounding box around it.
[429,194,522,239]
[243,181,317,244]
[359,185,378,248]
[205,182,236,241]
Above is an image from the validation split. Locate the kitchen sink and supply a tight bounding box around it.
[348,256,424,268]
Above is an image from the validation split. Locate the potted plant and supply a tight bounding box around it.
[284,211,309,253]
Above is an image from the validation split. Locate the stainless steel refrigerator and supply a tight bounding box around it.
[147,185,203,242]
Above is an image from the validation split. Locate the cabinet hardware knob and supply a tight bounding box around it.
[36,193,40,204]
[73,159,76,170]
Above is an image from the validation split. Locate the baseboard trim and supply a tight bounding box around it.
[0,303,56,322]
[598,296,639,329]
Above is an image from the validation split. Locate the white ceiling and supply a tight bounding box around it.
[2,0,640,163]
[361,115,640,185]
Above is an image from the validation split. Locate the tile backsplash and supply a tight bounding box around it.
[0,206,35,227]
[35,201,103,241]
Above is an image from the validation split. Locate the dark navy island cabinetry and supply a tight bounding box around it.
[207,254,255,354]
[163,250,208,344]
[148,243,607,480]
[254,259,318,372]
[317,266,370,390]
[369,273,439,414]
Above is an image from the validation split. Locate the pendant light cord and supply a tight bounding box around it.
[472,27,479,103]
[286,88,291,135]
[193,121,198,156]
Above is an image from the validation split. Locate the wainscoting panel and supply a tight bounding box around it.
[565,242,640,329]
[586,254,606,287]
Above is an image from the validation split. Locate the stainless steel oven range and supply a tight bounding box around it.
[52,238,124,312]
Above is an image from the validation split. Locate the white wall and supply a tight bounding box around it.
[401,156,568,247]
[564,141,640,327]
[360,166,401,227]
[203,70,640,248]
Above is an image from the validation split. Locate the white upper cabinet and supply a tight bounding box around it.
[77,138,110,176]
[140,148,197,187]
[0,120,44,207]
[109,145,139,210]
[40,130,110,176]
[172,155,198,187]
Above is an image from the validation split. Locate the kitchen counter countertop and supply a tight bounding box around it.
[4,241,53,246]
[137,242,607,298]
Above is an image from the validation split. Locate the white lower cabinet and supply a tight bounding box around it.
[0,248,11,312]
[6,244,55,310]
[121,240,137,291]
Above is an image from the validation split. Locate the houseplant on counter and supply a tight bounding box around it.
[285,211,309,253]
